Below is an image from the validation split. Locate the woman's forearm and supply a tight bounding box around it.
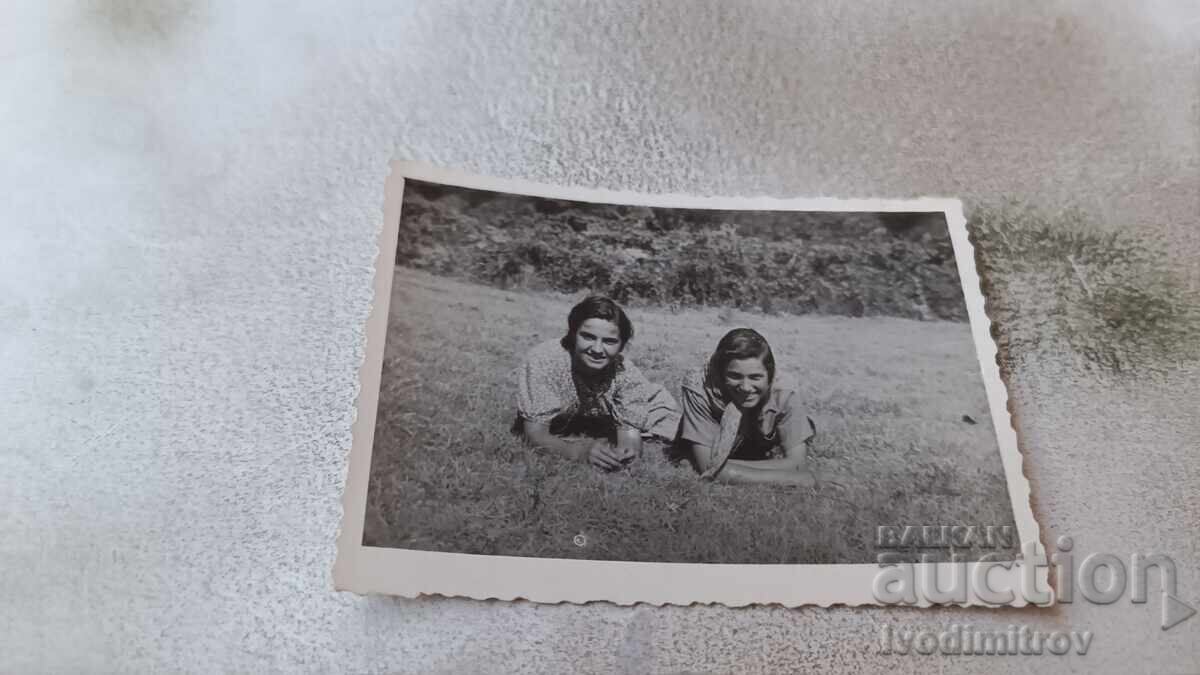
[522,422,588,462]
[725,457,805,472]
[724,441,809,472]
[615,426,643,460]
[536,435,590,462]
[688,441,812,485]
[711,462,816,487]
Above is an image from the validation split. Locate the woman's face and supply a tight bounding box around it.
[572,318,623,372]
[723,357,770,409]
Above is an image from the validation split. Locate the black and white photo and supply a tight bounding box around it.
[335,162,1042,606]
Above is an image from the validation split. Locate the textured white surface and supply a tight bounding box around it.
[3,1,1198,672]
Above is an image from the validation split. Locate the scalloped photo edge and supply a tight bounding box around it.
[332,161,1045,607]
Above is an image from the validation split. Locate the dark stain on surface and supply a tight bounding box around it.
[970,201,1200,378]
[79,0,207,46]
[1053,15,1076,45]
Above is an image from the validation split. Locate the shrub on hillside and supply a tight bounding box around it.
[397,183,970,321]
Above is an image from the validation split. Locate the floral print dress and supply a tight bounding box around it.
[516,339,680,441]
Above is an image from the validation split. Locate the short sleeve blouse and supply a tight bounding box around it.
[516,339,681,439]
[677,364,815,460]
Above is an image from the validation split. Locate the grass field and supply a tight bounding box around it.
[362,267,1018,564]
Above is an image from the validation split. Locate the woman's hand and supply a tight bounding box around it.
[523,420,618,469]
[521,420,644,472]
[614,426,643,464]
[587,440,627,471]
[589,427,643,471]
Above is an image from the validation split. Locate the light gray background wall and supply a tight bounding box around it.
[3,1,1198,672]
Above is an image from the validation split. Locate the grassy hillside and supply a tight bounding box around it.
[363,268,1017,564]
[396,180,968,321]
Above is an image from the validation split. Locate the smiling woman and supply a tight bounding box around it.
[676,328,830,486]
[514,295,681,470]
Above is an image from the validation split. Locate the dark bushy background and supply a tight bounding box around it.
[396,180,969,321]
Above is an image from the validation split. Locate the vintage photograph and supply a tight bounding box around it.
[335,163,1041,606]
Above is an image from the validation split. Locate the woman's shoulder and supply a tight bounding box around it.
[520,339,570,376]
[765,372,801,407]
[609,350,650,386]
[765,372,815,436]
[679,362,709,394]
[771,371,799,393]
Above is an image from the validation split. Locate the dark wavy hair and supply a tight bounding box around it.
[559,295,634,351]
[708,328,776,385]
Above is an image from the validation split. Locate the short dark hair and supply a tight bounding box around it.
[560,295,634,351]
[709,328,776,383]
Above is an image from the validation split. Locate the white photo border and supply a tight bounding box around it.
[333,161,1046,607]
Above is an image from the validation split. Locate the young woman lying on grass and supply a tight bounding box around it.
[676,328,832,487]
[515,296,680,471]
